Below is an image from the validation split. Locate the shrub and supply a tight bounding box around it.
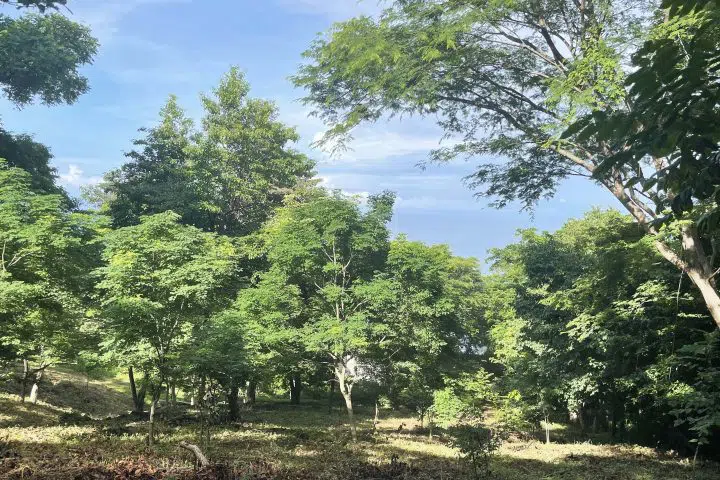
[449,424,502,479]
[431,387,467,427]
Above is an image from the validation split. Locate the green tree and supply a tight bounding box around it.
[486,209,714,447]
[102,69,315,235]
[251,189,393,440]
[0,11,97,107]
[102,96,201,227]
[293,0,720,330]
[369,237,485,425]
[0,127,69,197]
[96,211,237,444]
[0,160,102,402]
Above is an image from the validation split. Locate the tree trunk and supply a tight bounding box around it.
[342,389,357,442]
[228,383,240,421]
[544,415,551,444]
[652,227,720,329]
[29,369,42,404]
[20,359,29,403]
[245,380,256,405]
[428,411,434,440]
[171,383,176,404]
[289,374,302,405]
[198,376,206,408]
[148,389,160,446]
[686,267,720,329]
[334,358,357,442]
[179,441,210,468]
[373,400,380,432]
[611,178,720,330]
[592,412,599,434]
[129,367,142,412]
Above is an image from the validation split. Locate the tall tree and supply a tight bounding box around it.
[102,69,315,234]
[253,189,394,440]
[0,127,68,198]
[103,96,201,227]
[0,160,102,401]
[292,0,720,329]
[96,212,237,444]
[367,237,485,423]
[485,209,714,447]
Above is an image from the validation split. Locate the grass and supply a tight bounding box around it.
[0,368,718,479]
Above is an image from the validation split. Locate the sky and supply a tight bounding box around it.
[0,0,616,265]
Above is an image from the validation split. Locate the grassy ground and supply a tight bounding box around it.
[0,369,718,479]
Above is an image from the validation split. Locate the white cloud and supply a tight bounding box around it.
[317,175,370,205]
[71,0,191,43]
[313,130,458,163]
[58,165,102,188]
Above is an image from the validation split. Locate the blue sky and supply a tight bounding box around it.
[1,0,615,265]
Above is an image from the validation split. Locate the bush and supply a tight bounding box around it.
[496,390,535,437]
[431,387,467,427]
[449,424,503,479]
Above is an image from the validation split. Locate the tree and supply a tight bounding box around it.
[485,209,714,447]
[567,1,720,229]
[252,189,394,440]
[0,127,69,198]
[101,96,202,228]
[1,1,68,11]
[0,12,97,107]
[292,0,720,330]
[368,237,485,425]
[101,69,315,235]
[0,160,102,402]
[96,211,237,444]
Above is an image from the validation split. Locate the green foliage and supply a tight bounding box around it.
[0,127,69,198]
[448,424,502,480]
[431,387,467,428]
[567,2,720,231]
[0,12,97,106]
[1,0,67,12]
[293,0,651,210]
[101,69,314,234]
[96,212,238,383]
[0,160,102,366]
[667,331,720,446]
[486,209,715,448]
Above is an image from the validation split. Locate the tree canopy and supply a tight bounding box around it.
[292,0,720,331]
[0,12,97,107]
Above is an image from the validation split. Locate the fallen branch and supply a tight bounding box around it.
[179,441,210,468]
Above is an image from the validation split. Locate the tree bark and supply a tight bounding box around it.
[342,390,357,442]
[29,369,42,404]
[373,400,380,432]
[245,380,256,405]
[544,415,551,444]
[148,389,160,446]
[179,441,210,468]
[289,374,302,405]
[129,367,141,412]
[334,358,357,442]
[20,359,29,403]
[228,383,240,421]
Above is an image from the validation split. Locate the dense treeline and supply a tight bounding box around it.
[1,0,719,466]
